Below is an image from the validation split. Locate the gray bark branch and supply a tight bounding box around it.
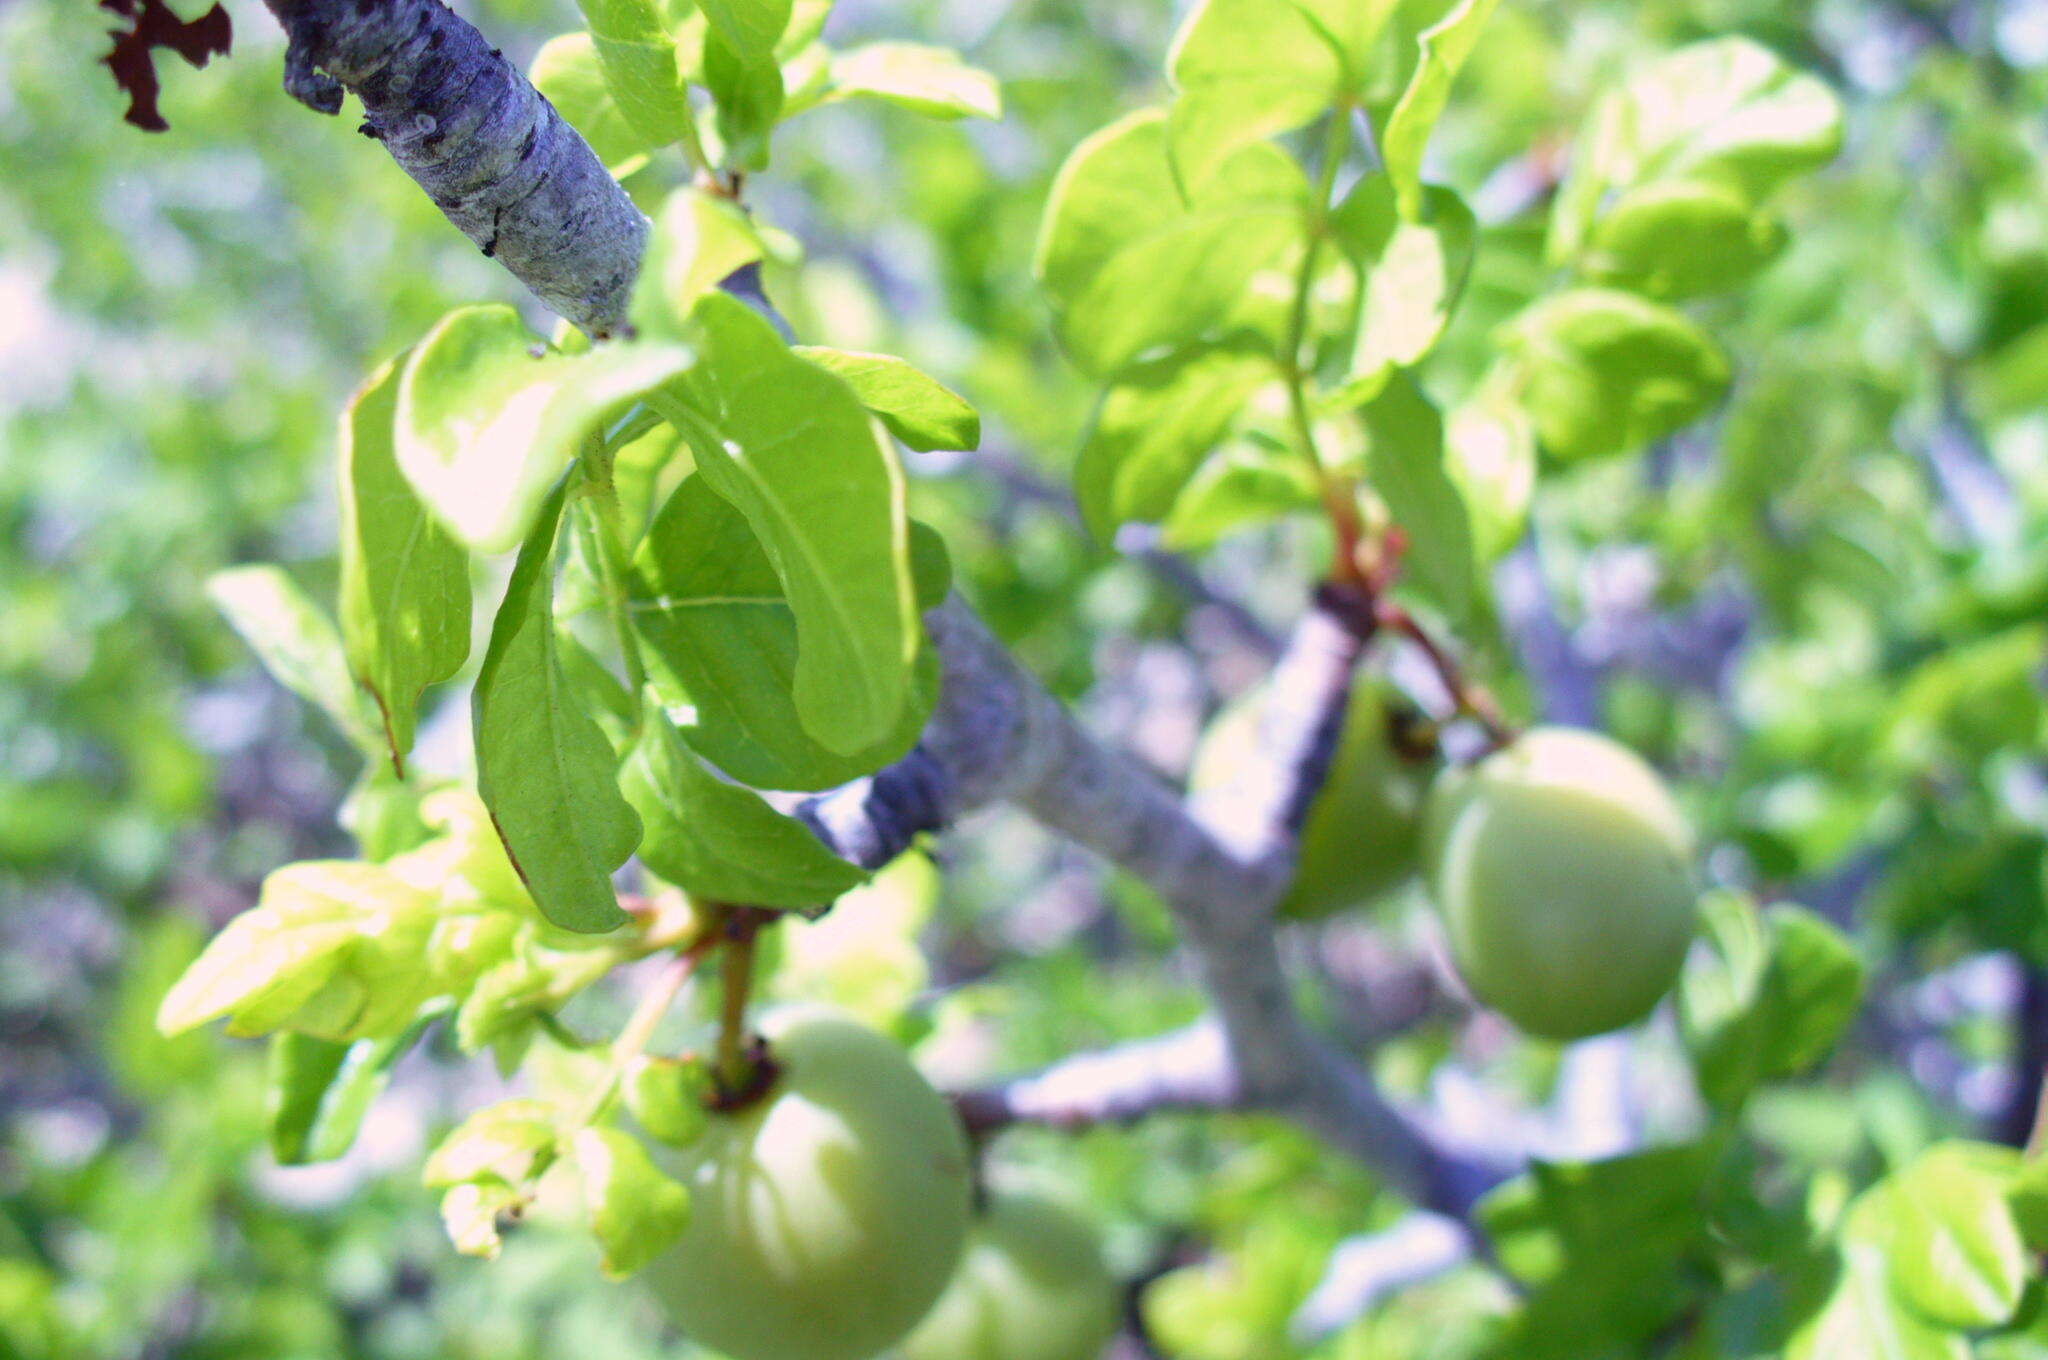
[262,0,647,335]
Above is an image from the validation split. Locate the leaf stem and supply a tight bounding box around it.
[1281,100,1366,585]
[572,935,715,1129]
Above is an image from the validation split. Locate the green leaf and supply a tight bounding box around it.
[703,25,783,172]
[1036,107,1306,376]
[574,0,698,148]
[1502,288,1729,462]
[1757,906,1865,1078]
[1380,0,1499,218]
[266,1023,423,1165]
[1035,107,1306,310]
[824,43,1002,121]
[1479,1142,1722,1353]
[207,565,381,753]
[1850,1143,2027,1331]
[1361,374,1473,621]
[1444,379,1535,564]
[792,347,980,452]
[452,931,628,1054]
[1036,108,1185,304]
[1787,1243,1970,1360]
[1063,209,1302,378]
[1679,894,1864,1109]
[473,488,640,933]
[439,1180,526,1260]
[1329,175,1477,403]
[697,0,789,67]
[628,475,942,790]
[631,188,767,341]
[1076,345,1274,542]
[337,352,471,774]
[530,33,657,176]
[1160,447,1322,551]
[424,1098,560,1189]
[621,697,866,909]
[1582,178,1787,301]
[571,1127,692,1278]
[395,305,692,553]
[649,293,920,755]
[156,861,437,1041]
[1165,0,1371,192]
[624,1056,711,1146]
[1550,37,1842,262]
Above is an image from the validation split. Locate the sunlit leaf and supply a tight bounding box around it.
[472,488,640,933]
[337,352,470,773]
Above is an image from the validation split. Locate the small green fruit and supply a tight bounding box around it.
[647,1008,972,1360]
[1424,727,1696,1040]
[900,1190,1121,1360]
[1191,680,1434,919]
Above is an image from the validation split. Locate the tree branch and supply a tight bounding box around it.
[251,0,1510,1226]
[260,0,646,335]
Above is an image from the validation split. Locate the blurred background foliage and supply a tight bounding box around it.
[7,0,2048,1355]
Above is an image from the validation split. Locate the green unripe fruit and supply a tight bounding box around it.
[647,1008,972,1360]
[1423,727,1696,1041]
[1191,680,1435,919]
[899,1191,1121,1360]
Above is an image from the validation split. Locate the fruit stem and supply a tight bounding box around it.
[712,906,772,1101]
[1377,600,1516,751]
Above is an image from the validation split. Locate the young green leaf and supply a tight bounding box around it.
[792,346,980,452]
[696,0,790,68]
[1581,179,1787,300]
[573,0,698,148]
[1502,288,1730,462]
[1549,37,1842,263]
[1849,1142,2027,1331]
[529,33,658,176]
[1165,0,1369,193]
[649,293,919,755]
[571,1126,692,1278]
[156,861,438,1041]
[1075,345,1273,542]
[703,25,783,172]
[1329,175,1477,403]
[395,305,692,553]
[1160,448,1321,551]
[266,1021,428,1165]
[207,565,382,754]
[628,475,940,790]
[632,189,766,340]
[620,698,866,910]
[439,1181,527,1260]
[823,43,1001,122]
[1361,374,1473,622]
[1444,381,1535,564]
[423,1098,561,1189]
[473,488,640,934]
[1380,0,1499,218]
[1786,1243,1969,1360]
[1037,107,1307,376]
[1679,894,1863,1109]
[624,1056,711,1147]
[337,352,470,775]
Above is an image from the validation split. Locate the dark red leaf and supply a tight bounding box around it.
[99,0,232,132]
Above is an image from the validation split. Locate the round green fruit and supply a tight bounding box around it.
[1191,679,1434,919]
[899,1190,1121,1360]
[1423,727,1696,1041]
[647,1007,972,1360]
